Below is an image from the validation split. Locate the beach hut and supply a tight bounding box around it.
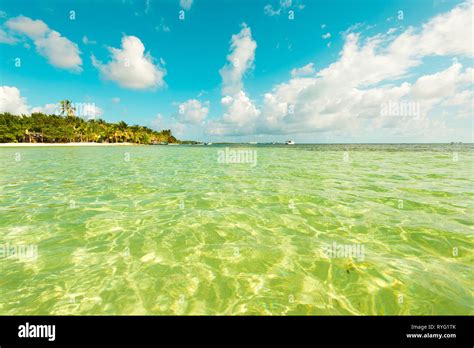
[24,131,43,143]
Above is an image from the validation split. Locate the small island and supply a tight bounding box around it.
[0,100,178,145]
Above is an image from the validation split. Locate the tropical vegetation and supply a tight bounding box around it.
[0,101,178,144]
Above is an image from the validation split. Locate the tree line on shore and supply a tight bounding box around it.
[0,101,178,144]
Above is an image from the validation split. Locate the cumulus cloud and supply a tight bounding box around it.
[219,24,257,96]
[411,62,470,101]
[0,86,29,115]
[210,1,474,140]
[32,102,103,119]
[31,103,60,115]
[209,24,261,135]
[77,103,103,120]
[291,63,315,77]
[4,16,82,71]
[322,32,331,39]
[179,0,193,10]
[5,16,48,37]
[0,86,104,120]
[408,62,473,119]
[177,99,209,124]
[151,113,185,135]
[91,35,166,90]
[34,31,82,71]
[416,1,474,57]
[151,99,209,140]
[155,104,214,139]
[220,91,260,130]
[0,28,18,44]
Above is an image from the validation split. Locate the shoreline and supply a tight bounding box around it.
[0,142,470,147]
[0,142,140,147]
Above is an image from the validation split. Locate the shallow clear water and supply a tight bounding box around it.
[0,144,473,315]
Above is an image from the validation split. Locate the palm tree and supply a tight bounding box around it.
[130,125,141,144]
[0,112,179,144]
[59,100,76,117]
[117,121,128,130]
[117,121,129,142]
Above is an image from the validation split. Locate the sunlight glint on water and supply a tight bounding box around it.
[0,144,472,315]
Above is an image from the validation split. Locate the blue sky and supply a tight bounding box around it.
[0,0,472,142]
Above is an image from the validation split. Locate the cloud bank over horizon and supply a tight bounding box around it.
[206,0,473,142]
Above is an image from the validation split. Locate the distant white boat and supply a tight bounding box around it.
[285,140,295,145]
[205,142,213,145]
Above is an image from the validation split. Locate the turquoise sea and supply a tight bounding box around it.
[0,144,472,315]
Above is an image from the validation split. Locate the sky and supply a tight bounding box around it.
[0,0,472,143]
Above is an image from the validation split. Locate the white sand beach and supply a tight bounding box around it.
[0,142,138,147]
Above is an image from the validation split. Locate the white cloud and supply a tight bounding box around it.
[177,99,209,124]
[35,31,83,71]
[0,28,18,44]
[179,0,193,10]
[31,103,60,115]
[209,24,261,136]
[416,1,474,57]
[0,86,105,120]
[264,4,280,16]
[220,91,260,128]
[210,1,474,141]
[0,86,29,115]
[5,16,82,71]
[411,63,467,100]
[264,0,293,16]
[151,113,185,135]
[408,62,473,118]
[82,103,103,120]
[31,102,102,119]
[322,32,331,39]
[441,88,473,119]
[91,35,166,90]
[111,97,121,103]
[219,23,257,95]
[5,16,49,38]
[291,63,315,77]
[151,113,164,130]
